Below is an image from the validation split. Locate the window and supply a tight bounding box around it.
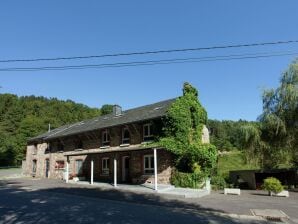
[58,142,64,152]
[122,128,130,144]
[76,140,83,150]
[33,144,37,155]
[102,158,110,175]
[75,160,83,175]
[32,160,37,173]
[143,124,153,141]
[55,160,65,169]
[46,143,52,153]
[102,129,110,146]
[144,155,154,174]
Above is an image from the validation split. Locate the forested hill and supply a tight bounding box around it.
[0,94,104,166]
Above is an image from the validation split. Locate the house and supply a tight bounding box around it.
[23,97,210,187]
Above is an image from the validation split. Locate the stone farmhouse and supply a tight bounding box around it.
[23,98,209,187]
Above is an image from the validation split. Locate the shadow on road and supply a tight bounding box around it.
[0,179,266,224]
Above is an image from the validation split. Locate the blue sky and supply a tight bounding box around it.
[1,1,298,121]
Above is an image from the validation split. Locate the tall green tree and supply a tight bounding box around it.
[238,123,263,166]
[0,94,102,166]
[259,60,298,167]
[100,104,114,115]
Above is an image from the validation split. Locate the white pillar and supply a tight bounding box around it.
[65,159,69,183]
[114,158,117,187]
[91,160,94,185]
[205,177,211,194]
[154,148,158,191]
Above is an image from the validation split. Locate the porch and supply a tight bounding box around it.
[64,147,173,191]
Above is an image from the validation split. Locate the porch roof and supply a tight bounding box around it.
[63,144,162,156]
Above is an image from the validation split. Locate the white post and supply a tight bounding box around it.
[154,148,158,191]
[114,158,117,187]
[65,159,69,183]
[205,177,211,194]
[91,160,94,185]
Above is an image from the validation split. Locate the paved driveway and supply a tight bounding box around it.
[1,178,297,223]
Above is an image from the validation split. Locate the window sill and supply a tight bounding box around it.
[143,173,154,176]
[120,143,130,147]
[100,173,110,176]
[74,148,83,151]
[141,141,153,145]
[100,146,110,149]
[58,151,64,153]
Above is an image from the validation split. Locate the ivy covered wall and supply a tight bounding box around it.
[157,82,217,175]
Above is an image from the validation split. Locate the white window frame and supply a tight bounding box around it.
[143,123,153,141]
[144,154,154,175]
[122,127,130,144]
[102,129,110,146]
[102,157,110,175]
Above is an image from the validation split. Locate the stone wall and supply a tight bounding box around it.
[201,125,210,144]
[23,120,173,184]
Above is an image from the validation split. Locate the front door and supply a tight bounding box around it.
[75,160,83,176]
[45,159,50,178]
[122,156,130,182]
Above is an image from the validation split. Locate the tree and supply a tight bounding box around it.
[0,93,101,166]
[100,104,114,115]
[238,123,263,167]
[259,60,298,167]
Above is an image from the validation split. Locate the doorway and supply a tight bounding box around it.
[122,156,130,182]
[45,159,50,178]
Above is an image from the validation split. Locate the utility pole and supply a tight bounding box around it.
[48,123,51,132]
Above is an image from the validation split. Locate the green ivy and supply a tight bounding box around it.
[157,82,217,174]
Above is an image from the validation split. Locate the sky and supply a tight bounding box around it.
[0,1,298,121]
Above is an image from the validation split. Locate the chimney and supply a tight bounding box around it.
[113,105,122,116]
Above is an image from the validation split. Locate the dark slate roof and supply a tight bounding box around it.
[29,98,177,142]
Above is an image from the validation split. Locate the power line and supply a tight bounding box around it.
[0,50,297,72]
[0,40,298,63]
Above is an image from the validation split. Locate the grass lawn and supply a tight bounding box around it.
[217,151,259,178]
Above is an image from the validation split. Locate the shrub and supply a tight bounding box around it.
[262,177,283,194]
[211,175,226,190]
[171,170,206,188]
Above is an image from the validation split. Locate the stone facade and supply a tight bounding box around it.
[24,119,209,185]
[24,120,174,184]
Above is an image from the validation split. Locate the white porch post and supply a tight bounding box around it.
[91,160,94,185]
[65,158,69,183]
[114,158,117,187]
[154,148,158,191]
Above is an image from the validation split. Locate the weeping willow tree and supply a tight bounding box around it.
[238,123,262,167]
[258,60,298,168]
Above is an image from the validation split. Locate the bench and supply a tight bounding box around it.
[224,188,241,195]
[270,190,289,197]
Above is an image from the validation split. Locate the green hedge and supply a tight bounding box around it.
[210,175,227,190]
[171,170,205,188]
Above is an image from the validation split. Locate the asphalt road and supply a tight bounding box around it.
[0,179,271,224]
